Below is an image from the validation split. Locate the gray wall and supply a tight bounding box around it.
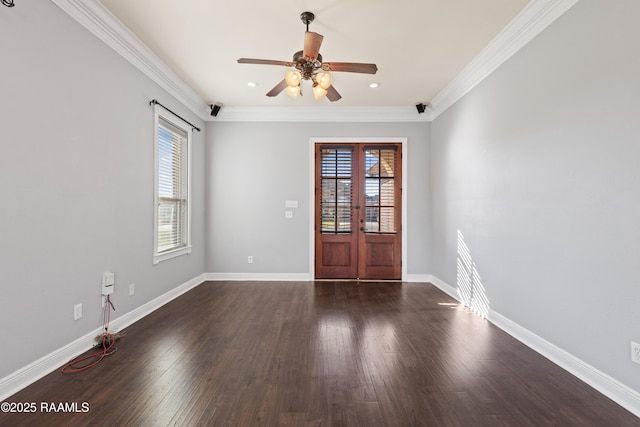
[205,121,431,276]
[430,0,640,391]
[0,2,205,378]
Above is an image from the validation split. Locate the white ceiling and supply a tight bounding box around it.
[99,0,531,109]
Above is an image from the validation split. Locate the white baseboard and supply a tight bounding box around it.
[404,274,431,283]
[0,274,206,402]
[426,274,461,301]
[204,272,312,281]
[427,274,640,418]
[107,274,205,332]
[490,310,640,418]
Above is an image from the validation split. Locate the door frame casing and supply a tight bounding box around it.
[309,137,408,280]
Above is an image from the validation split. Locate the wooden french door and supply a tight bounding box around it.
[314,143,402,280]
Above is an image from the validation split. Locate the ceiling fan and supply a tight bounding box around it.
[237,11,378,102]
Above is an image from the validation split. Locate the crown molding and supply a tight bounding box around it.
[209,106,431,122]
[429,0,580,119]
[51,0,579,123]
[50,0,210,120]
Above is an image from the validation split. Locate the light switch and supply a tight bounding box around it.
[285,200,298,208]
[285,210,293,219]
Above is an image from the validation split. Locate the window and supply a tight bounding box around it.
[153,106,192,264]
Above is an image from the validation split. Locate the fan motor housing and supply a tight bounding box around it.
[293,50,322,65]
[293,50,322,79]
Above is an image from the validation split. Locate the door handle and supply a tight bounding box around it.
[360,227,365,232]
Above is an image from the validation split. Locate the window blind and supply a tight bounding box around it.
[320,147,353,233]
[157,117,188,253]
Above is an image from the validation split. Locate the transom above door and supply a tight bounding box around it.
[314,143,402,280]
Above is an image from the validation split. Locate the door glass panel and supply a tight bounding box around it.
[337,205,351,232]
[363,148,396,233]
[321,207,335,231]
[380,150,395,177]
[380,207,395,233]
[365,179,379,206]
[365,151,380,176]
[380,178,394,205]
[365,207,379,232]
[320,148,353,233]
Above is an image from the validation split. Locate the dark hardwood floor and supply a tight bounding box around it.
[2,281,638,426]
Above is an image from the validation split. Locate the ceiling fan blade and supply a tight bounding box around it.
[266,79,289,97]
[326,85,342,102]
[237,58,293,67]
[303,32,324,61]
[323,62,378,74]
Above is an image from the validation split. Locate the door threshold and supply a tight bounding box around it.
[314,278,402,283]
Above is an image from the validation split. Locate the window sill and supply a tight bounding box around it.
[153,246,192,265]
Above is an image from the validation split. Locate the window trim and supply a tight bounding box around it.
[152,104,192,265]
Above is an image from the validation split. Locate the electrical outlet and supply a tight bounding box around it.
[631,342,640,365]
[129,283,135,296]
[102,272,115,295]
[73,303,82,320]
[248,256,253,264]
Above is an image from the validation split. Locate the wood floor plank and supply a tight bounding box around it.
[1,281,638,426]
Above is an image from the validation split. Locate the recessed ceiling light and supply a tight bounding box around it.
[369,82,380,89]
[247,82,258,87]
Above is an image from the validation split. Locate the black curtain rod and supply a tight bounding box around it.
[149,99,201,132]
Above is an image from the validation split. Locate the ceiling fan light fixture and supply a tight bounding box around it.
[237,11,377,103]
[285,70,302,87]
[315,72,332,90]
[312,84,328,100]
[285,85,300,99]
